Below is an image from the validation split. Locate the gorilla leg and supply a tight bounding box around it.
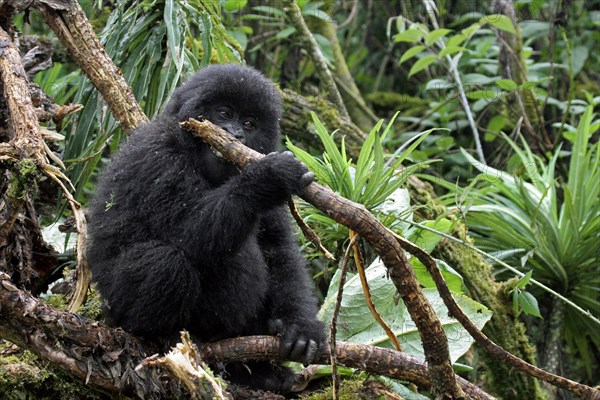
[93,241,201,337]
[224,361,296,394]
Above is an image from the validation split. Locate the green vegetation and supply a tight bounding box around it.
[7,0,599,398]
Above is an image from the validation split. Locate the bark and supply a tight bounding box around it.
[280,89,366,155]
[541,296,565,399]
[0,25,57,293]
[0,273,495,400]
[492,0,549,151]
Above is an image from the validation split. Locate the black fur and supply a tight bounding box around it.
[87,64,325,393]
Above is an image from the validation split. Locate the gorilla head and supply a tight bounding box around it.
[164,64,282,154]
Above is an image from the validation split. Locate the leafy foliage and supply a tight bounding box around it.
[447,107,600,375]
[318,261,491,361]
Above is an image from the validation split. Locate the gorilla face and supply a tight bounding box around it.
[205,104,260,146]
[164,64,282,156]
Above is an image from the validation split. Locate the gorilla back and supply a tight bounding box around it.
[87,64,325,393]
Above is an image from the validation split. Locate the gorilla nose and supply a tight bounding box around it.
[223,124,245,141]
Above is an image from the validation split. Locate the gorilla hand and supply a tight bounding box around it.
[268,317,325,367]
[243,151,314,207]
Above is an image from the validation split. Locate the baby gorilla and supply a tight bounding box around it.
[87,64,325,393]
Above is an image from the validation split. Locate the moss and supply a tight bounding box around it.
[301,379,364,400]
[79,285,104,320]
[41,293,68,310]
[0,343,106,400]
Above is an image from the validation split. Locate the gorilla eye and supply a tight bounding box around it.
[217,107,232,119]
[242,120,256,130]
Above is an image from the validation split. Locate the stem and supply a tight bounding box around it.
[349,229,402,351]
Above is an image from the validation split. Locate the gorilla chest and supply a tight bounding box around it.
[200,243,270,319]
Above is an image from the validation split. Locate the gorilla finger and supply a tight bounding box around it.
[301,172,315,186]
[282,151,294,157]
[280,339,294,360]
[304,340,319,366]
[279,326,298,359]
[266,151,278,157]
[289,338,308,362]
[268,318,285,335]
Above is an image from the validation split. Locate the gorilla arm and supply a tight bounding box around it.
[259,207,325,366]
[152,150,314,261]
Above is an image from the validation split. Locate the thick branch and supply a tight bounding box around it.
[0,273,217,399]
[0,273,493,400]
[181,119,465,399]
[394,231,600,400]
[33,0,148,133]
[0,27,46,159]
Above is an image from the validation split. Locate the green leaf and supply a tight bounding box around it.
[487,114,508,133]
[399,45,426,64]
[408,55,438,77]
[439,46,466,57]
[275,27,295,39]
[446,33,467,48]
[515,270,533,289]
[223,0,247,12]
[519,291,543,318]
[411,258,464,293]
[319,262,491,361]
[480,14,516,34]
[425,28,452,46]
[394,28,423,43]
[411,219,452,253]
[461,22,481,37]
[466,89,498,101]
[496,78,518,91]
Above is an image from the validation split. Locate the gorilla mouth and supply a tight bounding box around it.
[210,146,224,159]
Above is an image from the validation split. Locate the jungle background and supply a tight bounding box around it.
[0,0,598,399]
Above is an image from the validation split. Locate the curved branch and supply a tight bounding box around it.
[388,229,600,400]
[33,0,148,133]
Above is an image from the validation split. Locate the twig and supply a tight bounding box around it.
[386,227,600,400]
[420,2,486,164]
[42,165,90,312]
[330,233,360,399]
[182,118,600,400]
[0,273,495,399]
[288,199,335,260]
[349,229,402,351]
[282,0,350,119]
[35,0,148,133]
[337,0,358,29]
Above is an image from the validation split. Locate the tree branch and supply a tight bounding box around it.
[181,119,465,399]
[282,0,349,120]
[33,0,148,133]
